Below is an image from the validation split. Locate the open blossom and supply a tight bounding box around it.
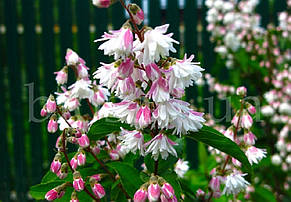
[147,76,170,103]
[244,131,257,145]
[108,101,139,125]
[222,173,250,195]
[136,105,152,128]
[89,85,110,106]
[64,98,80,111]
[94,62,118,89]
[95,27,133,60]
[168,55,204,90]
[54,67,68,85]
[174,159,189,178]
[118,129,145,155]
[245,146,267,165]
[69,79,93,99]
[153,99,205,134]
[145,133,177,161]
[134,24,179,65]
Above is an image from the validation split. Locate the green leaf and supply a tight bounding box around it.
[107,162,143,198]
[251,186,277,202]
[87,117,133,141]
[186,125,252,172]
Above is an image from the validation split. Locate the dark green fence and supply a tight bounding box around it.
[0,0,286,201]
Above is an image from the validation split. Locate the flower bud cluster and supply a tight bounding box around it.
[134,175,177,202]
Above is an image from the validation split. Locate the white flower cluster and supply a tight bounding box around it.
[93,23,205,160]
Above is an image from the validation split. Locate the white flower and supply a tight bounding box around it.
[168,54,204,90]
[89,86,110,107]
[174,159,189,178]
[118,129,145,156]
[65,49,79,66]
[145,133,177,161]
[279,102,291,116]
[224,32,240,51]
[93,62,118,89]
[153,99,205,135]
[146,77,170,103]
[222,173,250,195]
[245,146,267,165]
[261,105,275,116]
[95,27,133,60]
[55,87,70,105]
[271,154,282,165]
[69,79,93,99]
[134,24,179,65]
[110,101,139,125]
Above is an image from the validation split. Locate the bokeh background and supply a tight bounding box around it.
[0,0,287,201]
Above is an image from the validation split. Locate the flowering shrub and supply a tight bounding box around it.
[29,0,270,201]
[203,0,291,200]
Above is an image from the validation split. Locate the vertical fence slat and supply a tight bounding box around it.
[0,35,10,202]
[257,0,270,28]
[59,0,73,64]
[76,0,91,66]
[94,7,109,65]
[40,0,56,161]
[166,0,180,57]
[22,0,43,186]
[112,2,126,29]
[184,0,199,169]
[4,0,27,200]
[148,0,161,27]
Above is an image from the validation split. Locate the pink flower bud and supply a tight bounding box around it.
[148,183,160,201]
[209,177,220,191]
[77,152,86,166]
[48,118,58,133]
[50,158,61,174]
[109,150,120,160]
[40,108,47,117]
[247,105,256,114]
[78,134,90,148]
[91,144,101,155]
[161,194,177,202]
[70,191,79,202]
[73,175,85,192]
[196,189,205,198]
[129,4,144,25]
[134,188,148,202]
[70,156,78,170]
[232,158,242,167]
[241,111,253,129]
[92,183,106,199]
[236,86,247,97]
[243,132,257,145]
[45,189,58,201]
[161,183,175,199]
[92,0,111,8]
[46,95,57,113]
[91,174,101,182]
